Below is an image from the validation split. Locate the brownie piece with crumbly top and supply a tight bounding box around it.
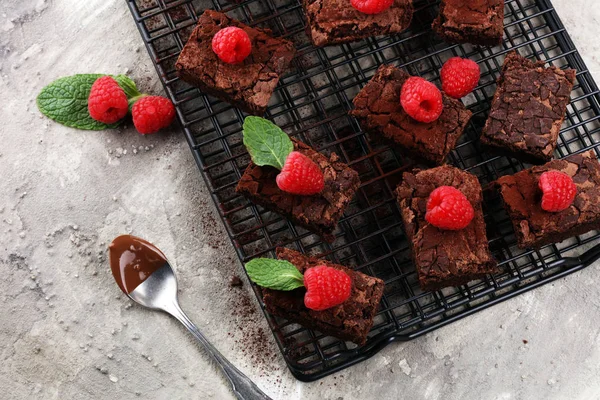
[350,64,472,165]
[303,0,413,47]
[175,10,295,115]
[262,247,385,345]
[481,51,576,163]
[236,139,360,242]
[495,150,600,248]
[396,165,498,291]
[432,0,505,46]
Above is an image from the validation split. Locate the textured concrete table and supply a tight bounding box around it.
[2,0,600,399]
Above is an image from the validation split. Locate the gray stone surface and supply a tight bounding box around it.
[1,0,600,399]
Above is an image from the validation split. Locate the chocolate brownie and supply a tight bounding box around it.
[481,52,576,163]
[495,150,600,248]
[432,0,505,46]
[175,10,295,116]
[236,139,360,243]
[396,165,498,291]
[350,65,473,165]
[303,0,413,47]
[262,248,385,345]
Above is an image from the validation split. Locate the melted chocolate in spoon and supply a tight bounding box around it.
[109,234,167,294]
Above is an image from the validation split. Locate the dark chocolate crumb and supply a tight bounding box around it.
[229,275,243,287]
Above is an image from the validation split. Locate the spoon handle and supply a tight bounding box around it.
[167,301,272,400]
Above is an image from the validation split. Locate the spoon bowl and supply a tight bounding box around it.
[126,264,179,312]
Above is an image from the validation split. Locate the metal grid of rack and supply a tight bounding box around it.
[127,0,600,381]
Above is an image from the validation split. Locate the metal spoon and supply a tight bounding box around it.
[110,236,271,400]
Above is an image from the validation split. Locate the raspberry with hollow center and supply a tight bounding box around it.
[212,27,252,64]
[131,96,176,134]
[351,0,393,14]
[538,170,577,212]
[303,265,352,311]
[425,186,474,230]
[440,57,481,99]
[400,76,444,123]
[276,151,325,195]
[88,76,129,124]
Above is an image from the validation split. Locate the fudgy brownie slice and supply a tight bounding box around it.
[495,150,600,248]
[175,10,295,115]
[396,165,498,291]
[350,64,472,165]
[262,248,385,345]
[481,51,576,163]
[303,0,413,47]
[432,0,505,46]
[236,139,360,243]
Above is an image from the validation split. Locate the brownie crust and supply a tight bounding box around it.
[262,248,385,345]
[350,64,473,165]
[396,166,498,291]
[432,0,505,46]
[175,10,295,115]
[495,150,600,249]
[481,52,576,163]
[235,139,360,242]
[303,0,413,47]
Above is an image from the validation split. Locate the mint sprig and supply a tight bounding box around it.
[36,74,139,131]
[243,116,293,170]
[245,258,305,291]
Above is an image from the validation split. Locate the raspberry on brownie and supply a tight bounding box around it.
[426,186,474,230]
[350,64,472,165]
[396,165,497,291]
[211,26,252,64]
[495,150,600,248]
[176,10,295,116]
[400,76,443,123]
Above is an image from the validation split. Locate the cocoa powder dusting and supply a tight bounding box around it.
[229,286,281,380]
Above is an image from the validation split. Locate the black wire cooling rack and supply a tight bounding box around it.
[127,0,600,381]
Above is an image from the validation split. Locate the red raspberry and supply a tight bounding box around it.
[400,77,444,123]
[276,151,325,195]
[425,186,474,230]
[212,27,252,64]
[351,0,393,14]
[538,171,577,212]
[88,76,128,124]
[440,57,481,99]
[303,265,352,311]
[131,96,175,134]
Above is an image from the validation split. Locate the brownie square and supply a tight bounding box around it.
[350,64,473,165]
[396,165,498,291]
[262,248,385,345]
[236,139,360,242]
[303,0,413,47]
[495,150,600,249]
[481,52,576,163]
[432,0,505,46]
[175,10,296,115]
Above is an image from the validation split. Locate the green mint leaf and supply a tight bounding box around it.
[245,258,305,291]
[243,116,293,170]
[36,74,140,131]
[114,75,142,98]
